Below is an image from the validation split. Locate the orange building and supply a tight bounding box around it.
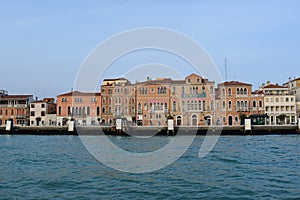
[0,90,34,126]
[216,81,264,125]
[56,91,101,126]
[100,78,135,125]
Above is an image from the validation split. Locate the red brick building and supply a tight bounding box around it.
[56,91,101,126]
[0,90,34,126]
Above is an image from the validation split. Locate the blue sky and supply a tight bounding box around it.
[1,1,299,98]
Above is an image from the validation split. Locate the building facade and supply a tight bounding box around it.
[283,77,300,118]
[216,81,264,125]
[29,98,56,126]
[260,82,297,125]
[0,90,33,126]
[100,78,135,125]
[56,91,101,126]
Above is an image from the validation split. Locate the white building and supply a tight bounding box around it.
[262,83,297,125]
[30,98,56,126]
[283,77,300,118]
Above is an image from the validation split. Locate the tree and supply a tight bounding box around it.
[239,114,247,125]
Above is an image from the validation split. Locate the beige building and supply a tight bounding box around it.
[30,98,56,126]
[283,77,300,118]
[261,83,297,125]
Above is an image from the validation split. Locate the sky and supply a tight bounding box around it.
[1,0,300,98]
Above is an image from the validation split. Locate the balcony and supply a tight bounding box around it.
[182,93,206,98]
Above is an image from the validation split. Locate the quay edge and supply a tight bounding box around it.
[0,125,299,136]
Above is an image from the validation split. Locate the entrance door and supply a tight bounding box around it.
[192,114,198,126]
[228,116,233,126]
[176,116,182,126]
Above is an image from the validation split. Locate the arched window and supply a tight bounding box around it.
[182,101,185,111]
[164,103,167,111]
[187,101,190,110]
[253,101,257,108]
[97,106,100,116]
[228,88,232,96]
[191,100,194,110]
[222,101,226,109]
[198,101,202,110]
[244,88,247,95]
[237,101,240,110]
[87,107,90,116]
[173,101,176,112]
[222,88,226,96]
[138,103,142,114]
[228,100,232,109]
[237,88,240,95]
[102,107,105,114]
[259,100,263,108]
[210,86,214,94]
[144,103,147,110]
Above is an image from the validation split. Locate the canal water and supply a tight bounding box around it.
[0,135,299,199]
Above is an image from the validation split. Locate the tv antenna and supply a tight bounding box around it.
[225,58,228,81]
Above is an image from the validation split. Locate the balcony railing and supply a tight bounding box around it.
[181,93,206,98]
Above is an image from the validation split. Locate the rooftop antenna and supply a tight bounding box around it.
[225,58,228,81]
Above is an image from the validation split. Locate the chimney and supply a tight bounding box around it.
[267,81,270,85]
[147,77,151,81]
[289,77,291,82]
[35,96,38,101]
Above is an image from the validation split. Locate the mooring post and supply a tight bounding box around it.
[68,121,74,132]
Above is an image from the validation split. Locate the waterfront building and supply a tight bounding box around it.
[177,74,215,126]
[216,81,264,125]
[29,98,56,126]
[260,82,297,124]
[100,78,135,125]
[283,77,300,118]
[56,91,101,126]
[136,77,172,126]
[0,90,34,126]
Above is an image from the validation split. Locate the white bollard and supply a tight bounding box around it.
[245,119,251,131]
[298,118,300,129]
[168,119,174,131]
[68,121,74,132]
[6,121,12,131]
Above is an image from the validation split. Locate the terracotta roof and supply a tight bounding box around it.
[219,81,252,86]
[103,77,129,81]
[57,91,101,97]
[0,95,33,99]
[263,84,287,89]
[283,77,300,85]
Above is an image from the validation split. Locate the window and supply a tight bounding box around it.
[11,110,13,115]
[62,98,68,102]
[97,106,100,116]
[188,79,190,83]
[31,111,35,116]
[41,104,45,108]
[31,104,35,108]
[222,101,226,109]
[58,107,61,115]
[87,107,90,116]
[182,86,185,94]
[253,101,256,108]
[228,88,232,96]
[228,101,232,109]
[102,107,105,114]
[291,97,294,102]
[244,88,247,95]
[173,101,176,112]
[68,106,71,115]
[258,100,262,108]
[286,97,289,102]
[138,103,142,114]
[144,103,147,110]
[41,111,45,116]
[237,88,240,95]
[222,88,226,96]
[197,78,200,83]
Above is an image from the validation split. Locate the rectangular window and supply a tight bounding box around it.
[31,104,35,108]
[41,104,45,108]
